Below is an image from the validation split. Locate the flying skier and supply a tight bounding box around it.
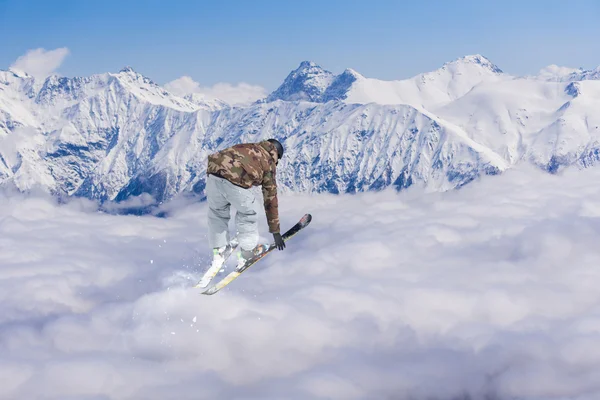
[206,139,286,271]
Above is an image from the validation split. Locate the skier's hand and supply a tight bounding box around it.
[273,233,286,250]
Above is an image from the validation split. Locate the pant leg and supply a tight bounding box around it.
[221,180,259,251]
[206,174,231,249]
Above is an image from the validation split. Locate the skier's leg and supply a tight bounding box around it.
[236,205,259,257]
[206,174,231,249]
[221,181,259,254]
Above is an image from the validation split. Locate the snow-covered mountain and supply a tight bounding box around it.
[536,64,600,82]
[184,93,229,111]
[1,55,600,206]
[266,61,335,102]
[268,55,506,108]
[435,78,600,170]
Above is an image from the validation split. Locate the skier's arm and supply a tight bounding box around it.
[261,167,280,234]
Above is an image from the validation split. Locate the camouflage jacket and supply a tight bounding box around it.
[207,141,280,233]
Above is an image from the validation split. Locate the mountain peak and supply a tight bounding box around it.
[291,61,328,75]
[298,60,318,69]
[6,67,32,79]
[114,66,158,87]
[458,54,491,63]
[446,54,503,74]
[267,61,335,102]
[342,68,362,78]
[321,68,363,102]
[119,66,137,74]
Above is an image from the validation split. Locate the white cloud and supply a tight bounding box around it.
[537,64,581,79]
[164,75,267,106]
[3,166,600,398]
[10,48,70,80]
[163,75,200,95]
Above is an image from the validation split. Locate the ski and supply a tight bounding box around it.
[201,213,312,295]
[194,237,239,288]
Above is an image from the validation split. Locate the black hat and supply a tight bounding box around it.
[267,139,284,160]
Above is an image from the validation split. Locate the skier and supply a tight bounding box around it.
[206,139,286,271]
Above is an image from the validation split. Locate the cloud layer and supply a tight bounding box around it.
[164,75,267,106]
[2,166,600,399]
[10,48,70,80]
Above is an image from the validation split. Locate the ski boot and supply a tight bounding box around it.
[236,243,269,271]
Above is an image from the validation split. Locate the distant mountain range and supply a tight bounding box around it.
[1,55,600,206]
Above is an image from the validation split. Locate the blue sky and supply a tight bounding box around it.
[1,0,600,89]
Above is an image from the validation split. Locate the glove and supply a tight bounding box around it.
[273,232,286,250]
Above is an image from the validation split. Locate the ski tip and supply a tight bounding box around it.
[300,213,312,226]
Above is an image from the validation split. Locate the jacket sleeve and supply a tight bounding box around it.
[261,165,280,234]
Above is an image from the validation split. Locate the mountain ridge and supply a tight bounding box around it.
[1,55,600,207]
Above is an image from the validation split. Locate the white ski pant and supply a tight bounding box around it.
[206,174,258,251]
